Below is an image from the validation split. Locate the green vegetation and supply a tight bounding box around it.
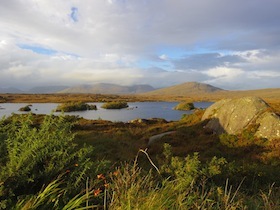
[56,101,97,112]
[174,102,195,110]
[0,111,279,209]
[0,114,109,209]
[101,101,129,109]
[18,105,31,112]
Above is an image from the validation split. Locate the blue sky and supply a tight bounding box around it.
[0,0,280,90]
[18,44,58,55]
[70,7,78,22]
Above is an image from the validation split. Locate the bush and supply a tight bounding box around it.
[0,114,109,208]
[160,144,227,190]
[56,102,97,112]
[107,148,277,210]
[180,109,205,125]
[18,105,31,112]
[174,102,195,110]
[101,101,129,109]
[219,125,267,148]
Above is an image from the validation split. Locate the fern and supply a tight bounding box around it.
[0,114,109,205]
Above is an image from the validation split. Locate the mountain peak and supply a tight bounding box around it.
[144,82,224,95]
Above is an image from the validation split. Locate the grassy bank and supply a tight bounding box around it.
[0,110,279,209]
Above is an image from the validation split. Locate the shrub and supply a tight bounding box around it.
[18,105,31,112]
[180,109,205,125]
[160,144,227,191]
[101,101,129,109]
[219,133,239,148]
[0,114,109,207]
[219,125,267,148]
[56,102,97,112]
[174,102,195,110]
[107,149,265,210]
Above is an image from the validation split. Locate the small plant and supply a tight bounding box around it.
[219,124,267,148]
[101,101,129,109]
[160,144,227,190]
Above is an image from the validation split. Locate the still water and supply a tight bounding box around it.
[0,102,213,122]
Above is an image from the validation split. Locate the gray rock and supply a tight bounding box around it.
[202,96,280,140]
[129,118,167,124]
[148,131,176,146]
[255,112,280,139]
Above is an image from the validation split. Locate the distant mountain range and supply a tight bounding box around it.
[0,83,155,94]
[0,87,24,93]
[58,83,155,94]
[2,82,279,99]
[28,86,69,93]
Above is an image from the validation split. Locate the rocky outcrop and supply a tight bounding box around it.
[148,131,176,146]
[202,97,280,140]
[255,112,280,139]
[129,118,168,124]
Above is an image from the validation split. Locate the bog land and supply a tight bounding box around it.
[1,87,280,112]
[0,88,280,208]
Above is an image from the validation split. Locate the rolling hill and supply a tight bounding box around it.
[144,82,225,96]
[0,87,24,93]
[142,82,280,109]
[27,86,69,93]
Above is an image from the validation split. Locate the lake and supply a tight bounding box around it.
[0,102,213,122]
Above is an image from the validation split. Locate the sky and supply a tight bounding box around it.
[0,0,280,90]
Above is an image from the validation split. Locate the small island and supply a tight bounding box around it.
[101,101,129,109]
[56,102,97,112]
[174,102,195,110]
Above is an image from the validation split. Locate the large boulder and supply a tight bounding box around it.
[202,97,280,140]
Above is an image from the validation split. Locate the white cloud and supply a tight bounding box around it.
[159,54,168,60]
[248,71,280,79]
[202,66,280,90]
[204,67,244,79]
[0,0,279,90]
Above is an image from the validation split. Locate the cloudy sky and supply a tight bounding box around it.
[0,0,280,90]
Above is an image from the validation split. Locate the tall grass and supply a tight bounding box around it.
[2,147,279,209]
[0,113,279,209]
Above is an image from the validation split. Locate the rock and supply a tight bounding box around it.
[129,119,149,124]
[129,118,167,124]
[148,131,176,146]
[202,96,280,140]
[255,112,280,139]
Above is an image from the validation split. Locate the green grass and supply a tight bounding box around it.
[0,112,279,209]
[9,161,280,210]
